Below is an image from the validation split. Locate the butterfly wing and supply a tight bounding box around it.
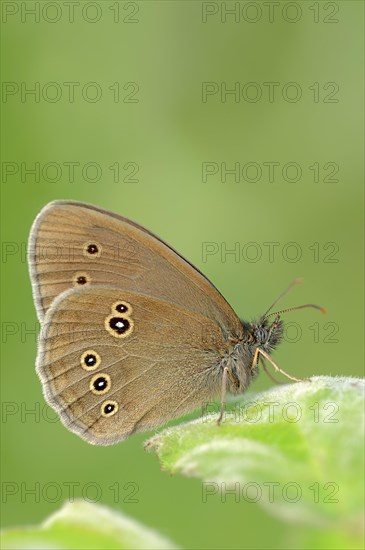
[37,286,228,445]
[28,201,242,339]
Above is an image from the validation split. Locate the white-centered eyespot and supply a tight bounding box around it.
[83,241,102,258]
[101,400,118,417]
[104,314,134,339]
[81,350,101,371]
[90,373,111,395]
[111,300,133,316]
[73,272,91,286]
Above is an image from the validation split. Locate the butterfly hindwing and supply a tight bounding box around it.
[37,286,227,445]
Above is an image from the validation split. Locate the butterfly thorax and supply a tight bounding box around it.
[224,317,284,394]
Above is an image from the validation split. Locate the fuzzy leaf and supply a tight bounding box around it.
[1,500,179,550]
[146,376,364,536]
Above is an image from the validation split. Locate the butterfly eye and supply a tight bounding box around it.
[101,400,118,417]
[83,242,101,258]
[81,350,101,371]
[90,373,111,395]
[105,315,134,338]
[73,272,91,286]
[255,327,267,343]
[112,301,132,315]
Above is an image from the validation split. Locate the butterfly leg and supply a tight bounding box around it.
[217,366,230,425]
[250,347,260,372]
[260,356,283,384]
[258,349,310,383]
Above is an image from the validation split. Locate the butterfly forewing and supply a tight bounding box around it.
[28,201,242,340]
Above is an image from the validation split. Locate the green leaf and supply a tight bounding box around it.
[0,500,179,550]
[146,376,364,539]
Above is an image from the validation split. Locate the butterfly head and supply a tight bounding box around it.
[243,315,284,358]
[251,315,284,352]
[230,315,284,390]
[238,281,325,383]
[242,279,325,372]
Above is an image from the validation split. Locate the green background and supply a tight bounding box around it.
[1,1,364,549]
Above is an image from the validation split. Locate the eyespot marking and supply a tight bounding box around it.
[83,242,102,258]
[73,272,91,286]
[81,350,101,371]
[105,315,134,339]
[90,373,111,395]
[111,301,133,315]
[101,400,118,417]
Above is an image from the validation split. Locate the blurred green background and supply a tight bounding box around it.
[1,1,364,548]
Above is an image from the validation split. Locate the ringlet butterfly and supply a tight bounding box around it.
[28,201,324,445]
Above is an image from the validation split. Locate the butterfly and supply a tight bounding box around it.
[28,201,324,445]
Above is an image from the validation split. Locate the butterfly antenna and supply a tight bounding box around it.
[265,303,326,318]
[261,278,303,320]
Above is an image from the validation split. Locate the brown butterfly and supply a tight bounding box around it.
[28,201,324,445]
